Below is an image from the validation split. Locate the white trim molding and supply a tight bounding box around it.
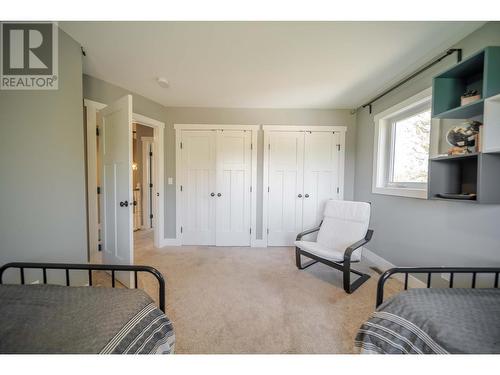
[174,123,259,131]
[84,98,166,256]
[262,125,347,132]
[362,248,425,288]
[141,136,154,230]
[372,87,432,200]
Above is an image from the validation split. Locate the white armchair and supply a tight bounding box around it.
[294,199,373,293]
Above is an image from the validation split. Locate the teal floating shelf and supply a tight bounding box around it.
[432,99,484,119]
[432,47,500,119]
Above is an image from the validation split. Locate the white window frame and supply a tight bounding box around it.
[372,87,433,199]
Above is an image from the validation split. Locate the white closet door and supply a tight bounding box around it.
[302,131,341,231]
[215,130,252,246]
[267,132,304,246]
[181,131,216,245]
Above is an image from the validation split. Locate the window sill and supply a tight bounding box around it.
[372,186,428,199]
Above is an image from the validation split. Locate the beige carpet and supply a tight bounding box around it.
[133,230,400,354]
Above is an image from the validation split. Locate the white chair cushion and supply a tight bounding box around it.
[294,240,362,262]
[296,200,370,263]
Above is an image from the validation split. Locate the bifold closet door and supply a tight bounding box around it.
[302,131,341,230]
[181,131,216,245]
[267,132,304,246]
[215,130,252,246]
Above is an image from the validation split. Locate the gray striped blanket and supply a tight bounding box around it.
[355,288,500,354]
[0,284,175,354]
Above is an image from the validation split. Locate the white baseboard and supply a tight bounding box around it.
[160,238,181,247]
[363,248,425,288]
[251,239,267,248]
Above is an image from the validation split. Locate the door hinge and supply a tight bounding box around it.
[98,244,102,251]
[267,228,269,234]
[180,185,183,192]
[180,142,183,149]
[149,151,153,157]
[249,228,252,234]
[180,226,183,233]
[97,186,101,194]
[268,143,270,150]
[96,127,99,136]
[337,187,340,194]
[267,186,270,192]
[250,186,252,192]
[337,144,341,151]
[150,183,153,188]
[150,214,153,219]
[250,143,253,150]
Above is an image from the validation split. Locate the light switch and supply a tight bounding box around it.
[168,177,173,185]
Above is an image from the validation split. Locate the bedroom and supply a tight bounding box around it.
[1,0,500,371]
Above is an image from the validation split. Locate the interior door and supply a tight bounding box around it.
[267,131,304,246]
[99,95,134,286]
[181,130,216,245]
[215,130,252,246]
[302,131,341,230]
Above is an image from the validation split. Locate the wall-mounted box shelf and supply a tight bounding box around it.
[432,47,500,118]
[482,93,500,152]
[430,152,479,161]
[433,98,483,119]
[428,153,500,204]
[429,47,500,204]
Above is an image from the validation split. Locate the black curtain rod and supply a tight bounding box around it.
[360,48,462,114]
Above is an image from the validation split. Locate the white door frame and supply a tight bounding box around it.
[174,124,259,247]
[141,136,154,230]
[84,99,165,259]
[262,125,347,247]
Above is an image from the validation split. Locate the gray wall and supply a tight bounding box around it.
[353,22,500,267]
[83,75,357,239]
[0,30,87,272]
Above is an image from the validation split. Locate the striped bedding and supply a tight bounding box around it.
[0,284,175,354]
[355,288,500,354]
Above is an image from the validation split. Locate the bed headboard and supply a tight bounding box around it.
[376,266,500,308]
[0,262,166,312]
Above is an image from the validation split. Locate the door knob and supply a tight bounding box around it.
[304,194,310,198]
[119,201,129,207]
[210,192,215,197]
[298,194,302,198]
[217,193,222,197]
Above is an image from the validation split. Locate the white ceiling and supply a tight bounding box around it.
[60,21,484,109]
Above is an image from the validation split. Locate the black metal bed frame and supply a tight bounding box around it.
[295,227,374,294]
[0,262,166,312]
[376,267,500,308]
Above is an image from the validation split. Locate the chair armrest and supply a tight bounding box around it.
[296,226,321,241]
[343,229,374,262]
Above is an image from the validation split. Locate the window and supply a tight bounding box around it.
[373,88,432,199]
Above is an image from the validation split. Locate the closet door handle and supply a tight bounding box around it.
[210,192,215,197]
[304,194,310,198]
[119,201,129,207]
[297,194,302,198]
[217,193,222,197]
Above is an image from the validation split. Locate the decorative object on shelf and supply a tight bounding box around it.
[436,193,477,200]
[446,120,482,154]
[460,89,481,106]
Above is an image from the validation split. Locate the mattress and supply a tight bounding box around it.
[355,288,500,354]
[0,284,175,354]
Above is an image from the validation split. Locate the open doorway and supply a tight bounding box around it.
[84,99,165,266]
[132,124,154,244]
